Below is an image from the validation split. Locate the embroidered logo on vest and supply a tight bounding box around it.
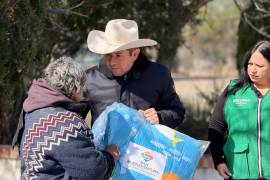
[233,98,250,106]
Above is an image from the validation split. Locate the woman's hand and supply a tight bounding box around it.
[105,144,120,160]
[217,163,232,179]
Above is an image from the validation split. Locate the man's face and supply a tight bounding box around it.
[104,49,140,76]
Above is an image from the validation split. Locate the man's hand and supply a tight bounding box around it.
[138,108,159,124]
[217,163,231,179]
[105,144,120,161]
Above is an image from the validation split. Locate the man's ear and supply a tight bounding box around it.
[132,48,140,61]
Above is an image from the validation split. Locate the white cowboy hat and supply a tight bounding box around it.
[87,19,157,54]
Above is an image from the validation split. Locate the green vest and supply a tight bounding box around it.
[223,82,270,179]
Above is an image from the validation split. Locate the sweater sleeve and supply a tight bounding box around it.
[157,69,185,129]
[49,112,114,179]
[208,86,228,168]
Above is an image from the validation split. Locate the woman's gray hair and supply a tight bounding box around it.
[43,56,86,97]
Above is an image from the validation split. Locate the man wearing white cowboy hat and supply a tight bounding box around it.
[84,19,185,128]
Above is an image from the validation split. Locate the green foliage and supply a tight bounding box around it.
[182,0,240,66]
[0,0,57,144]
[196,0,239,38]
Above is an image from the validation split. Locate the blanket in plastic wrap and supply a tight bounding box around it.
[92,103,207,180]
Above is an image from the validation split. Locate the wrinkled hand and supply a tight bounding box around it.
[105,144,120,161]
[217,163,231,179]
[138,108,159,124]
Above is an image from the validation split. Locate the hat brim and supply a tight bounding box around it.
[87,30,157,54]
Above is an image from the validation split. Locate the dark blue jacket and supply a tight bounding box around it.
[84,53,185,128]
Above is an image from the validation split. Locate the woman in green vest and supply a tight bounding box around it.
[208,40,270,180]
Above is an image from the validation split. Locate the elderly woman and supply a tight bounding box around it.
[17,57,119,179]
[209,40,270,180]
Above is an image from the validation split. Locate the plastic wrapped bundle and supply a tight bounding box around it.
[92,103,207,180]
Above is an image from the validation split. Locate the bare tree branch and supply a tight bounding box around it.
[47,0,115,18]
[245,13,270,20]
[233,0,241,12]
[68,0,85,10]
[243,13,270,38]
[233,0,270,39]
[253,0,270,14]
[47,7,88,18]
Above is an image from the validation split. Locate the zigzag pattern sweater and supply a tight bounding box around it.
[19,79,114,180]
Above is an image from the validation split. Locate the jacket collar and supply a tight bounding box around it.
[23,78,73,112]
[98,52,149,80]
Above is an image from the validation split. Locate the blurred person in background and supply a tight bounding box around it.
[84,19,185,128]
[12,57,119,179]
[208,40,270,179]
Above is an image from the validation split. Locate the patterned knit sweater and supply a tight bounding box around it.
[19,79,114,179]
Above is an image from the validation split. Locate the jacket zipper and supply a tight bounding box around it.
[257,97,262,178]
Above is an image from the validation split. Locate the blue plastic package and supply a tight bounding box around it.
[92,103,205,180]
